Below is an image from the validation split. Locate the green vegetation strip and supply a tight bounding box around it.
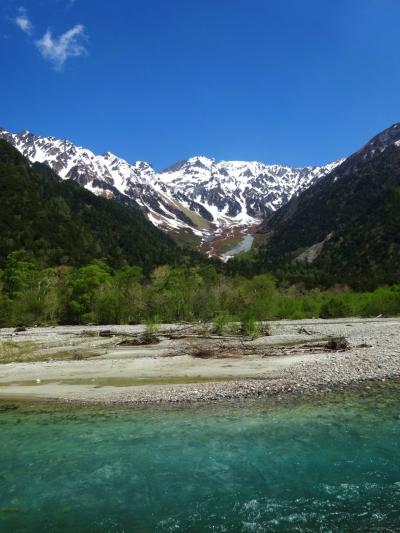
[1,250,400,328]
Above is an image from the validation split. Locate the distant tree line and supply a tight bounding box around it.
[1,251,400,327]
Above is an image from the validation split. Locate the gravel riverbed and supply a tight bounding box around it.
[1,318,400,405]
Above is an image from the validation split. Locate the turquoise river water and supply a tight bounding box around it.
[1,382,400,532]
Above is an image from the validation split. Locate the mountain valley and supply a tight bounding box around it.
[0,127,340,257]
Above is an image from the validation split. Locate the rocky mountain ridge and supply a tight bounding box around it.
[0,127,341,255]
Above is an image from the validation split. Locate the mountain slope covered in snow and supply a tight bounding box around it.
[0,127,341,255]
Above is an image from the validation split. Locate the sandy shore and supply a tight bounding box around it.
[1,318,400,405]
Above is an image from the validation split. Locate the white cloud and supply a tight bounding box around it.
[15,6,33,34]
[35,24,87,70]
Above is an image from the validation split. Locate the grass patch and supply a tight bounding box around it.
[0,341,38,363]
[176,205,212,230]
[0,340,103,364]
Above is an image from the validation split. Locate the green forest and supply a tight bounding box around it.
[1,251,400,327]
[251,144,400,290]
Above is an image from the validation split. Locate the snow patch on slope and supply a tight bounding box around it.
[0,127,343,251]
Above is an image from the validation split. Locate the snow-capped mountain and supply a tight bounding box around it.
[0,127,342,255]
[155,156,339,225]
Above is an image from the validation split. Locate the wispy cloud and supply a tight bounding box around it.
[14,6,33,34]
[35,24,88,70]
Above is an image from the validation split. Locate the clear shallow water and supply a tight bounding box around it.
[1,384,400,532]
[223,234,254,258]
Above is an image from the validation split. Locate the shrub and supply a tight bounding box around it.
[212,313,234,335]
[145,317,160,335]
[325,337,350,351]
[240,319,270,338]
[320,298,352,319]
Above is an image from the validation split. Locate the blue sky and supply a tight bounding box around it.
[1,0,400,170]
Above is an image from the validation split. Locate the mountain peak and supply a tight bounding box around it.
[187,155,214,166]
[359,123,400,158]
[328,122,400,180]
[0,126,340,256]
